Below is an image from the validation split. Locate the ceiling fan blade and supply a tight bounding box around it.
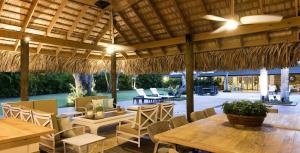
[202,15,229,22]
[240,15,283,24]
[212,25,228,33]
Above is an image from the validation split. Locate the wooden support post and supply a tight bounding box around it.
[20,39,29,101]
[111,52,117,107]
[280,68,289,102]
[184,34,194,121]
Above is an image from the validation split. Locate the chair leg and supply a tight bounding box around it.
[153,142,159,153]
[138,137,141,148]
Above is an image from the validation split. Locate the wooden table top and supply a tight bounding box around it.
[62,133,105,146]
[155,113,300,153]
[0,118,53,144]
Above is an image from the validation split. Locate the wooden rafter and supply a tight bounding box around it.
[296,0,299,16]
[67,5,89,39]
[95,21,111,43]
[0,0,6,14]
[13,0,39,51]
[131,16,300,50]
[114,22,140,58]
[83,10,103,42]
[47,0,68,35]
[170,0,190,33]
[36,43,42,54]
[119,13,143,42]
[259,0,264,14]
[147,0,183,53]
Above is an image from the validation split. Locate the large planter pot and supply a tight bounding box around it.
[226,114,266,127]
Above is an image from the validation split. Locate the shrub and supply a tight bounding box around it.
[223,100,268,116]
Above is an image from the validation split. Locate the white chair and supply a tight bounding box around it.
[32,111,85,153]
[116,105,158,147]
[1,103,11,118]
[158,102,174,121]
[136,88,162,103]
[10,106,22,119]
[150,88,175,99]
[20,108,33,123]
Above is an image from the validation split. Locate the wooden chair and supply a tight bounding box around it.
[116,105,158,148]
[148,121,176,153]
[32,111,85,153]
[1,103,11,118]
[169,115,189,128]
[204,107,216,117]
[190,110,207,122]
[10,106,22,119]
[169,149,179,153]
[158,102,174,121]
[20,108,33,123]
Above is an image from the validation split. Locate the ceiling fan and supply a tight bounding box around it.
[202,0,283,33]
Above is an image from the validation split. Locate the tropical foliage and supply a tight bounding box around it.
[0,72,73,98]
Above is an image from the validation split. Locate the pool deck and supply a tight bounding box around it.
[59,92,300,115]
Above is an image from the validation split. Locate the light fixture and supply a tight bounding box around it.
[24,37,30,42]
[163,76,169,83]
[224,20,239,30]
[106,46,114,54]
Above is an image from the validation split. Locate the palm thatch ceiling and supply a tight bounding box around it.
[0,0,299,74]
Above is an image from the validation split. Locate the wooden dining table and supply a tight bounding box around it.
[155,113,300,153]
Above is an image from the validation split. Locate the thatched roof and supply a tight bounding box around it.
[0,0,299,74]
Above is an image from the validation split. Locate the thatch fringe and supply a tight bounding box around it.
[118,55,185,75]
[0,42,299,75]
[195,42,300,71]
[0,51,110,74]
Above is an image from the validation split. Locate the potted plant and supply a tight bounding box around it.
[222,100,268,127]
[95,106,104,119]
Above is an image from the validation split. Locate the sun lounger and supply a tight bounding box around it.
[135,89,162,103]
[150,88,175,100]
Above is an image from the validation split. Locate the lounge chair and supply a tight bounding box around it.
[150,88,175,100]
[135,88,162,103]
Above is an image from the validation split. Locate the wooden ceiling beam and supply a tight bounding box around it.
[296,0,299,16]
[95,21,111,43]
[0,29,134,52]
[119,13,143,42]
[83,10,103,42]
[67,5,89,39]
[13,0,39,51]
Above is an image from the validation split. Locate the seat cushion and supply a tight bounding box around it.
[57,117,76,138]
[117,123,147,135]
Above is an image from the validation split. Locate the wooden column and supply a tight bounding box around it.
[20,39,29,101]
[111,52,117,107]
[184,34,194,121]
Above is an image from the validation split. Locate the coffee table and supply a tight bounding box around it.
[62,133,105,153]
[73,111,136,134]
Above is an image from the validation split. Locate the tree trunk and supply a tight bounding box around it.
[73,73,93,96]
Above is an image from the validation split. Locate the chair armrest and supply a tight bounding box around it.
[76,107,87,112]
[55,126,86,136]
[118,119,139,128]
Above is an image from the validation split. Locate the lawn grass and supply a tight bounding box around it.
[0,89,169,115]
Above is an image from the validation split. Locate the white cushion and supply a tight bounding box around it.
[92,99,104,109]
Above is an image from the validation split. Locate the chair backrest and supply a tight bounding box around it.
[147,121,170,143]
[10,106,22,119]
[135,105,158,130]
[20,108,33,123]
[190,110,207,122]
[267,108,279,113]
[158,102,174,121]
[150,88,160,96]
[169,115,189,128]
[204,108,216,117]
[135,88,146,97]
[1,103,11,118]
[33,99,57,115]
[32,111,55,138]
[75,96,108,111]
